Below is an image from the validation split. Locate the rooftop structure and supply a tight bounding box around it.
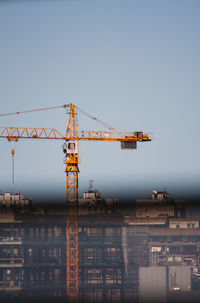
[0,192,31,208]
[136,190,183,219]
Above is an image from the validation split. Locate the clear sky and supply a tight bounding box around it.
[0,0,199,200]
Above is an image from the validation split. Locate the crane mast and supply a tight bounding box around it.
[0,103,152,302]
[65,104,79,202]
[64,104,79,300]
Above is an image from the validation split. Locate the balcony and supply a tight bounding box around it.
[0,258,24,267]
[0,236,22,245]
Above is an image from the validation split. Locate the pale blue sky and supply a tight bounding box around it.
[0,0,199,199]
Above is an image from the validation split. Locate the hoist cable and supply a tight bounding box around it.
[12,155,14,185]
[11,149,15,184]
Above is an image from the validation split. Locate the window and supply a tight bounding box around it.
[87,228,102,236]
[40,227,46,238]
[104,248,120,263]
[84,248,102,263]
[105,268,122,284]
[28,248,32,257]
[48,227,52,239]
[85,268,103,284]
[54,226,61,239]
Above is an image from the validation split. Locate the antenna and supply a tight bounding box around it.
[88,180,94,191]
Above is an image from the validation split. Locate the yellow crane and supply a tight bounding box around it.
[0,103,152,301]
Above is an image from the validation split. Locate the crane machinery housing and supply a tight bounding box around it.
[0,103,152,301]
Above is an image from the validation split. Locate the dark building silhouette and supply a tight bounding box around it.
[0,191,200,302]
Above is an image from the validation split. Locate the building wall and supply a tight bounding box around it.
[168,267,191,291]
[139,267,167,303]
[135,200,175,218]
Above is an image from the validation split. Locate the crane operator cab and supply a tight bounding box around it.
[63,141,78,158]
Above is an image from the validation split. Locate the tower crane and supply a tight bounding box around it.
[0,103,152,301]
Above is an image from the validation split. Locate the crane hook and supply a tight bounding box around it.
[11,149,15,184]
